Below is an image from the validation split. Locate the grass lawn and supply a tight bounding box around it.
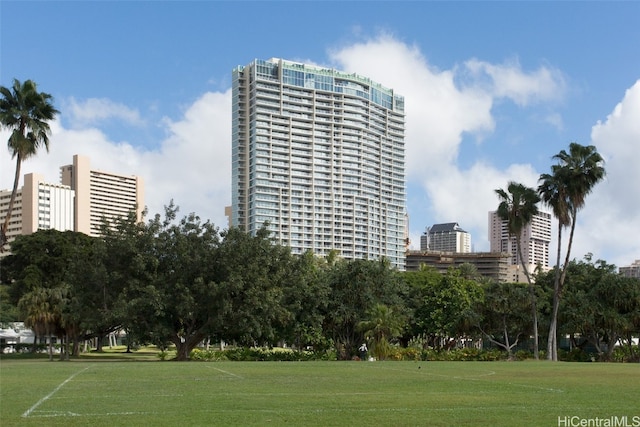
[1,357,638,426]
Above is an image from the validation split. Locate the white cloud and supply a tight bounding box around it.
[1,34,636,269]
[64,97,145,127]
[138,90,231,227]
[329,34,565,253]
[329,33,495,179]
[1,91,232,230]
[464,58,566,106]
[573,79,640,267]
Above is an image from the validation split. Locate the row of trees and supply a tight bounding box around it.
[2,204,638,361]
[0,78,631,363]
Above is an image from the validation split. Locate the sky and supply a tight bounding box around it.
[1,1,639,269]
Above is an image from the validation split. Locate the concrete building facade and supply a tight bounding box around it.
[0,173,75,247]
[405,250,511,283]
[60,155,144,237]
[1,155,143,253]
[231,58,406,269]
[488,210,552,282]
[420,222,471,253]
[619,260,640,278]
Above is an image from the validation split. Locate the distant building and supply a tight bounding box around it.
[420,222,471,253]
[60,155,144,237]
[1,155,144,254]
[405,250,511,283]
[619,260,640,278]
[231,58,406,269]
[0,173,75,248]
[488,210,551,282]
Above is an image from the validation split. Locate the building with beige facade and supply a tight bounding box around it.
[488,209,552,282]
[60,155,144,237]
[1,155,143,253]
[405,250,511,283]
[0,173,75,250]
[619,260,640,279]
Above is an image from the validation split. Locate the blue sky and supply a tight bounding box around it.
[1,1,639,268]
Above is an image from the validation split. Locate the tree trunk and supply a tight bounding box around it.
[1,155,23,251]
[173,332,206,361]
[547,221,563,361]
[516,235,539,359]
[555,209,579,360]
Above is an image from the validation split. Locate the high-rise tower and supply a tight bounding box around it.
[488,210,552,281]
[231,58,406,269]
[60,155,144,237]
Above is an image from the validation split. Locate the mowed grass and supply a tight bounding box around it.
[1,359,638,426]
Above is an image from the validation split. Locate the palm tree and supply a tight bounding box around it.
[538,142,605,361]
[495,181,541,359]
[0,79,59,252]
[18,287,62,360]
[357,303,404,360]
[538,165,570,361]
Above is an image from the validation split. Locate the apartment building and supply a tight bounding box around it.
[231,58,406,269]
[0,173,75,248]
[420,222,471,253]
[1,155,143,253]
[60,155,144,237]
[488,210,552,281]
[619,260,640,279]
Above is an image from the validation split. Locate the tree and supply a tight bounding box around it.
[474,281,531,360]
[358,303,405,360]
[538,142,605,361]
[495,181,541,359]
[322,259,404,360]
[213,226,296,348]
[0,79,59,251]
[144,204,222,360]
[4,230,93,358]
[560,256,640,361]
[404,267,483,349]
[278,251,331,352]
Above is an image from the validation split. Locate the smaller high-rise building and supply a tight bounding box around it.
[0,173,75,249]
[1,155,144,254]
[60,155,144,237]
[488,210,552,282]
[420,222,471,253]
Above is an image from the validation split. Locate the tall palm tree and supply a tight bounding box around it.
[538,165,570,361]
[538,142,605,361]
[495,181,541,359]
[0,79,59,251]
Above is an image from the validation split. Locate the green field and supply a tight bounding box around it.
[1,359,638,426]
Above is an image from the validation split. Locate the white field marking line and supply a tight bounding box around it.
[26,410,157,418]
[22,365,93,418]
[371,364,565,393]
[203,365,244,379]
